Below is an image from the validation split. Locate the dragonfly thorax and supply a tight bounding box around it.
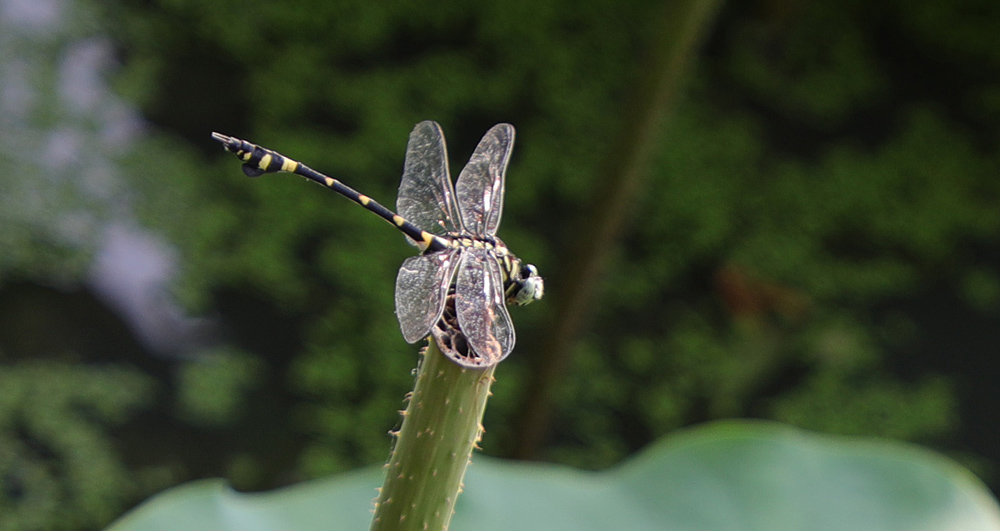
[438,233,544,307]
[446,233,507,253]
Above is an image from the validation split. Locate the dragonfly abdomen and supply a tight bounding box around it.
[211,132,450,254]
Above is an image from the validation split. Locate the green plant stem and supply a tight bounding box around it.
[370,341,496,531]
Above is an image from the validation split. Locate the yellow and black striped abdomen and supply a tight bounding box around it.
[212,132,448,253]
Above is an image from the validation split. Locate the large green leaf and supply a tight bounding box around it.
[107,421,1000,530]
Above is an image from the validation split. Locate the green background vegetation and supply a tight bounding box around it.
[1,0,998,529]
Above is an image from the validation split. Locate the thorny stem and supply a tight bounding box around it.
[370,341,496,531]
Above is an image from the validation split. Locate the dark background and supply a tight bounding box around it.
[0,0,998,528]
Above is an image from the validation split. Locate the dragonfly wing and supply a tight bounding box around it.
[455,123,514,237]
[456,248,515,365]
[397,121,462,246]
[395,249,461,343]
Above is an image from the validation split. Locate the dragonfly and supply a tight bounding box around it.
[211,121,543,367]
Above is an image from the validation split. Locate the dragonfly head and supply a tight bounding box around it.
[510,263,544,306]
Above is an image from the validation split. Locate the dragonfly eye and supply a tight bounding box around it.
[511,264,544,305]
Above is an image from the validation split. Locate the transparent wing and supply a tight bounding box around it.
[455,123,514,237]
[397,121,462,246]
[456,249,515,364]
[395,249,461,343]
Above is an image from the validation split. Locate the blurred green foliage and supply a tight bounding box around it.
[174,347,263,426]
[1,0,999,528]
[0,363,155,531]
